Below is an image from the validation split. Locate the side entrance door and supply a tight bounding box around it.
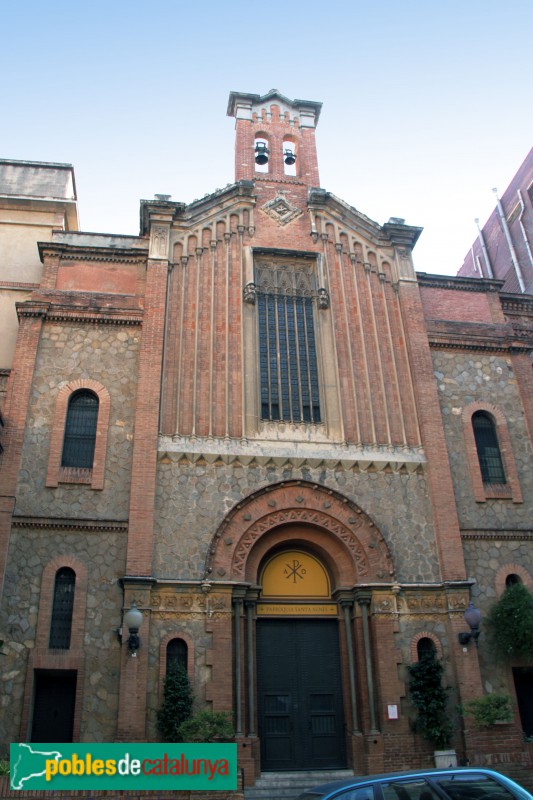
[31,669,77,742]
[257,618,346,770]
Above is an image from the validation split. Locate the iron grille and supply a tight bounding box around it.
[49,568,75,649]
[61,390,99,468]
[258,294,321,423]
[472,412,506,484]
[166,638,188,672]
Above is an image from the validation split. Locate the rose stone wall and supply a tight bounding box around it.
[15,322,140,519]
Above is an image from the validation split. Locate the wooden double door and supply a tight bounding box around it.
[257,618,346,770]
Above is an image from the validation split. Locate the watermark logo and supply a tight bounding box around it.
[10,742,237,791]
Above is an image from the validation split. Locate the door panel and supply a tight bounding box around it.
[257,618,346,770]
[31,670,77,742]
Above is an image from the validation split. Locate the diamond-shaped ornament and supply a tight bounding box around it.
[261,193,302,226]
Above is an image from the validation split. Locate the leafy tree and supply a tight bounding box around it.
[485,583,533,662]
[157,663,194,742]
[408,651,453,749]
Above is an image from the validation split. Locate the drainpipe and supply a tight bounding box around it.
[470,246,481,276]
[475,218,493,279]
[493,188,525,292]
[517,189,533,276]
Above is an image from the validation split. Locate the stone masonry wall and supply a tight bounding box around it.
[433,351,533,529]
[15,321,140,520]
[0,526,127,745]
[154,463,440,585]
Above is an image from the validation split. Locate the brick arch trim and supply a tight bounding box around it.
[495,563,533,597]
[46,379,111,490]
[36,555,88,651]
[462,401,523,503]
[205,480,394,586]
[410,631,443,662]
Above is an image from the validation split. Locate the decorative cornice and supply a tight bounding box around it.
[0,281,40,290]
[417,273,504,293]
[158,435,426,474]
[425,319,531,352]
[39,243,148,265]
[461,529,533,540]
[16,302,143,326]
[11,516,128,532]
[501,294,533,315]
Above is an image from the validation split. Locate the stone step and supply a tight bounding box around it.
[245,770,353,800]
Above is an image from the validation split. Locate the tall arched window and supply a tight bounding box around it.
[472,411,506,484]
[166,638,188,673]
[61,390,99,469]
[49,568,76,649]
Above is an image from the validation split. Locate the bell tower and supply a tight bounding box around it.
[227,90,322,187]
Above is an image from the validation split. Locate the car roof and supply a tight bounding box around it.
[301,767,516,795]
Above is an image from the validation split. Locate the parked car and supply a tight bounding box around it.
[296,768,533,800]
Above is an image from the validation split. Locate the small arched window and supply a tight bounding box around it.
[472,411,506,485]
[506,573,522,588]
[166,638,188,673]
[417,636,437,661]
[49,568,76,649]
[61,390,99,469]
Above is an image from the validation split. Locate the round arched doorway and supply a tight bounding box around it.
[256,546,346,770]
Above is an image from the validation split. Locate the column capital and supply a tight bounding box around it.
[355,589,372,607]
[333,589,356,607]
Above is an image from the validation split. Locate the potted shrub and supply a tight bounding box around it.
[178,710,234,743]
[463,693,513,728]
[408,651,456,766]
[157,663,194,742]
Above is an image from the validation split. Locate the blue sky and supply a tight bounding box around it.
[2,0,532,275]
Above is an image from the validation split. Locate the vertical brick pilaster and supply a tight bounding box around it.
[126,258,168,576]
[0,310,44,596]
[399,279,467,581]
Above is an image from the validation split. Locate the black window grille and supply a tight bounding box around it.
[258,293,321,423]
[417,637,437,660]
[166,638,188,672]
[472,411,506,484]
[61,390,99,469]
[49,568,75,649]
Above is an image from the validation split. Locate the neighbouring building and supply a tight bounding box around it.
[458,147,533,294]
[1,90,533,789]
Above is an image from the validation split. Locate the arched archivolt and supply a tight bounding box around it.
[495,563,533,597]
[205,480,394,586]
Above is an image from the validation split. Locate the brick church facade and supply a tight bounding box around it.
[1,90,533,784]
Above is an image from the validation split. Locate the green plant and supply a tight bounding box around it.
[485,583,533,662]
[463,693,513,728]
[178,710,234,743]
[408,651,453,749]
[157,663,194,742]
[0,760,9,776]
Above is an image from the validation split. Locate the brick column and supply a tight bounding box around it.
[125,258,168,576]
[398,278,467,581]
[116,580,154,741]
[117,255,168,739]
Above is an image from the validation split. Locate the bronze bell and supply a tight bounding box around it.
[284,149,296,165]
[255,143,269,165]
